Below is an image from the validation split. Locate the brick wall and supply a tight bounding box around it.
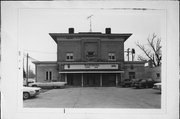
[144,66,161,82]
[124,62,145,80]
[57,38,124,62]
[101,41,124,61]
[36,64,58,82]
[57,40,81,62]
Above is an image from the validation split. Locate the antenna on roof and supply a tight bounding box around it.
[87,15,93,32]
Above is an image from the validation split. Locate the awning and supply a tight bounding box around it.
[59,71,124,73]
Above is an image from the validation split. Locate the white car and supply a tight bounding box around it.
[23,86,41,100]
[153,83,161,91]
[29,82,67,88]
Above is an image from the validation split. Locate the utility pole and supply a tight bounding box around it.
[132,48,135,61]
[26,53,29,86]
[127,48,130,61]
[87,15,93,32]
[125,48,135,61]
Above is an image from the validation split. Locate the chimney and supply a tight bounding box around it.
[69,28,74,34]
[105,28,111,34]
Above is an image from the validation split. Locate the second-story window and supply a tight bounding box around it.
[66,53,74,61]
[108,53,116,61]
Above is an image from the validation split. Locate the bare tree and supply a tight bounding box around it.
[136,33,162,67]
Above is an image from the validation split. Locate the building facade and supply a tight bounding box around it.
[33,28,147,86]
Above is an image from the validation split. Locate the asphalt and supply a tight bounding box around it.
[23,87,161,108]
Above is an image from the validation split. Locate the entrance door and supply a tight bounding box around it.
[84,73,100,86]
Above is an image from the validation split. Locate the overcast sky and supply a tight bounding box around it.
[20,8,165,68]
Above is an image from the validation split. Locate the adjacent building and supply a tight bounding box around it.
[33,28,147,87]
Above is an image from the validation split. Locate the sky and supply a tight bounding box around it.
[19,8,165,70]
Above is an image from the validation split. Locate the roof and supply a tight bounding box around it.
[49,32,132,43]
[124,61,146,64]
[32,61,57,64]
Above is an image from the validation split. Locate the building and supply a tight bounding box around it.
[144,64,161,82]
[33,28,146,87]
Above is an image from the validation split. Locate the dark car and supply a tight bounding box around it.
[122,79,132,87]
[134,78,155,89]
[131,78,139,87]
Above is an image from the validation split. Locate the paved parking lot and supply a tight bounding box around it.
[23,87,161,108]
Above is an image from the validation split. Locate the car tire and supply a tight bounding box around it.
[23,92,30,100]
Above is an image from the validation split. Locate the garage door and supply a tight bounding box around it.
[67,74,81,86]
[102,74,116,86]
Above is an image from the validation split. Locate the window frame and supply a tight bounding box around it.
[108,52,116,61]
[45,71,53,81]
[45,71,49,81]
[156,73,160,78]
[129,72,136,79]
[66,52,74,61]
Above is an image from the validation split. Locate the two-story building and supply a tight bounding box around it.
[33,28,146,87]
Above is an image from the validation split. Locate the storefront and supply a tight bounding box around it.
[60,72,123,87]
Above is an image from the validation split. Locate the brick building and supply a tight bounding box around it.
[33,28,146,87]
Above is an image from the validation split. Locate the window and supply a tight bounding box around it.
[86,51,96,61]
[156,73,160,78]
[87,51,95,57]
[49,71,52,81]
[108,53,116,61]
[45,71,52,81]
[129,72,135,79]
[46,71,48,80]
[66,53,74,61]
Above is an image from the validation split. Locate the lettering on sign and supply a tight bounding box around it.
[64,64,118,70]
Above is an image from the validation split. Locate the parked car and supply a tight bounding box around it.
[134,78,155,89]
[122,79,132,87]
[29,81,67,89]
[131,78,139,87]
[23,86,41,100]
[23,78,36,86]
[153,82,161,91]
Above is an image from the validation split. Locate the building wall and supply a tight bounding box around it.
[36,64,58,82]
[100,41,124,62]
[57,40,82,62]
[57,38,124,62]
[124,62,145,80]
[144,66,161,82]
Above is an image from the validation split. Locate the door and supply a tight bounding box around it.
[67,74,73,85]
[102,74,116,86]
[84,73,100,86]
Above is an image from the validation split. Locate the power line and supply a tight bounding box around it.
[23,53,39,62]
[23,49,57,54]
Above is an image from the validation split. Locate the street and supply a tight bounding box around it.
[23,87,161,108]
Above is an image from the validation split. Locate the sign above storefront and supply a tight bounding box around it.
[64,64,118,70]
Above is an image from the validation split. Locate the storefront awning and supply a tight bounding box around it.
[59,71,124,73]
